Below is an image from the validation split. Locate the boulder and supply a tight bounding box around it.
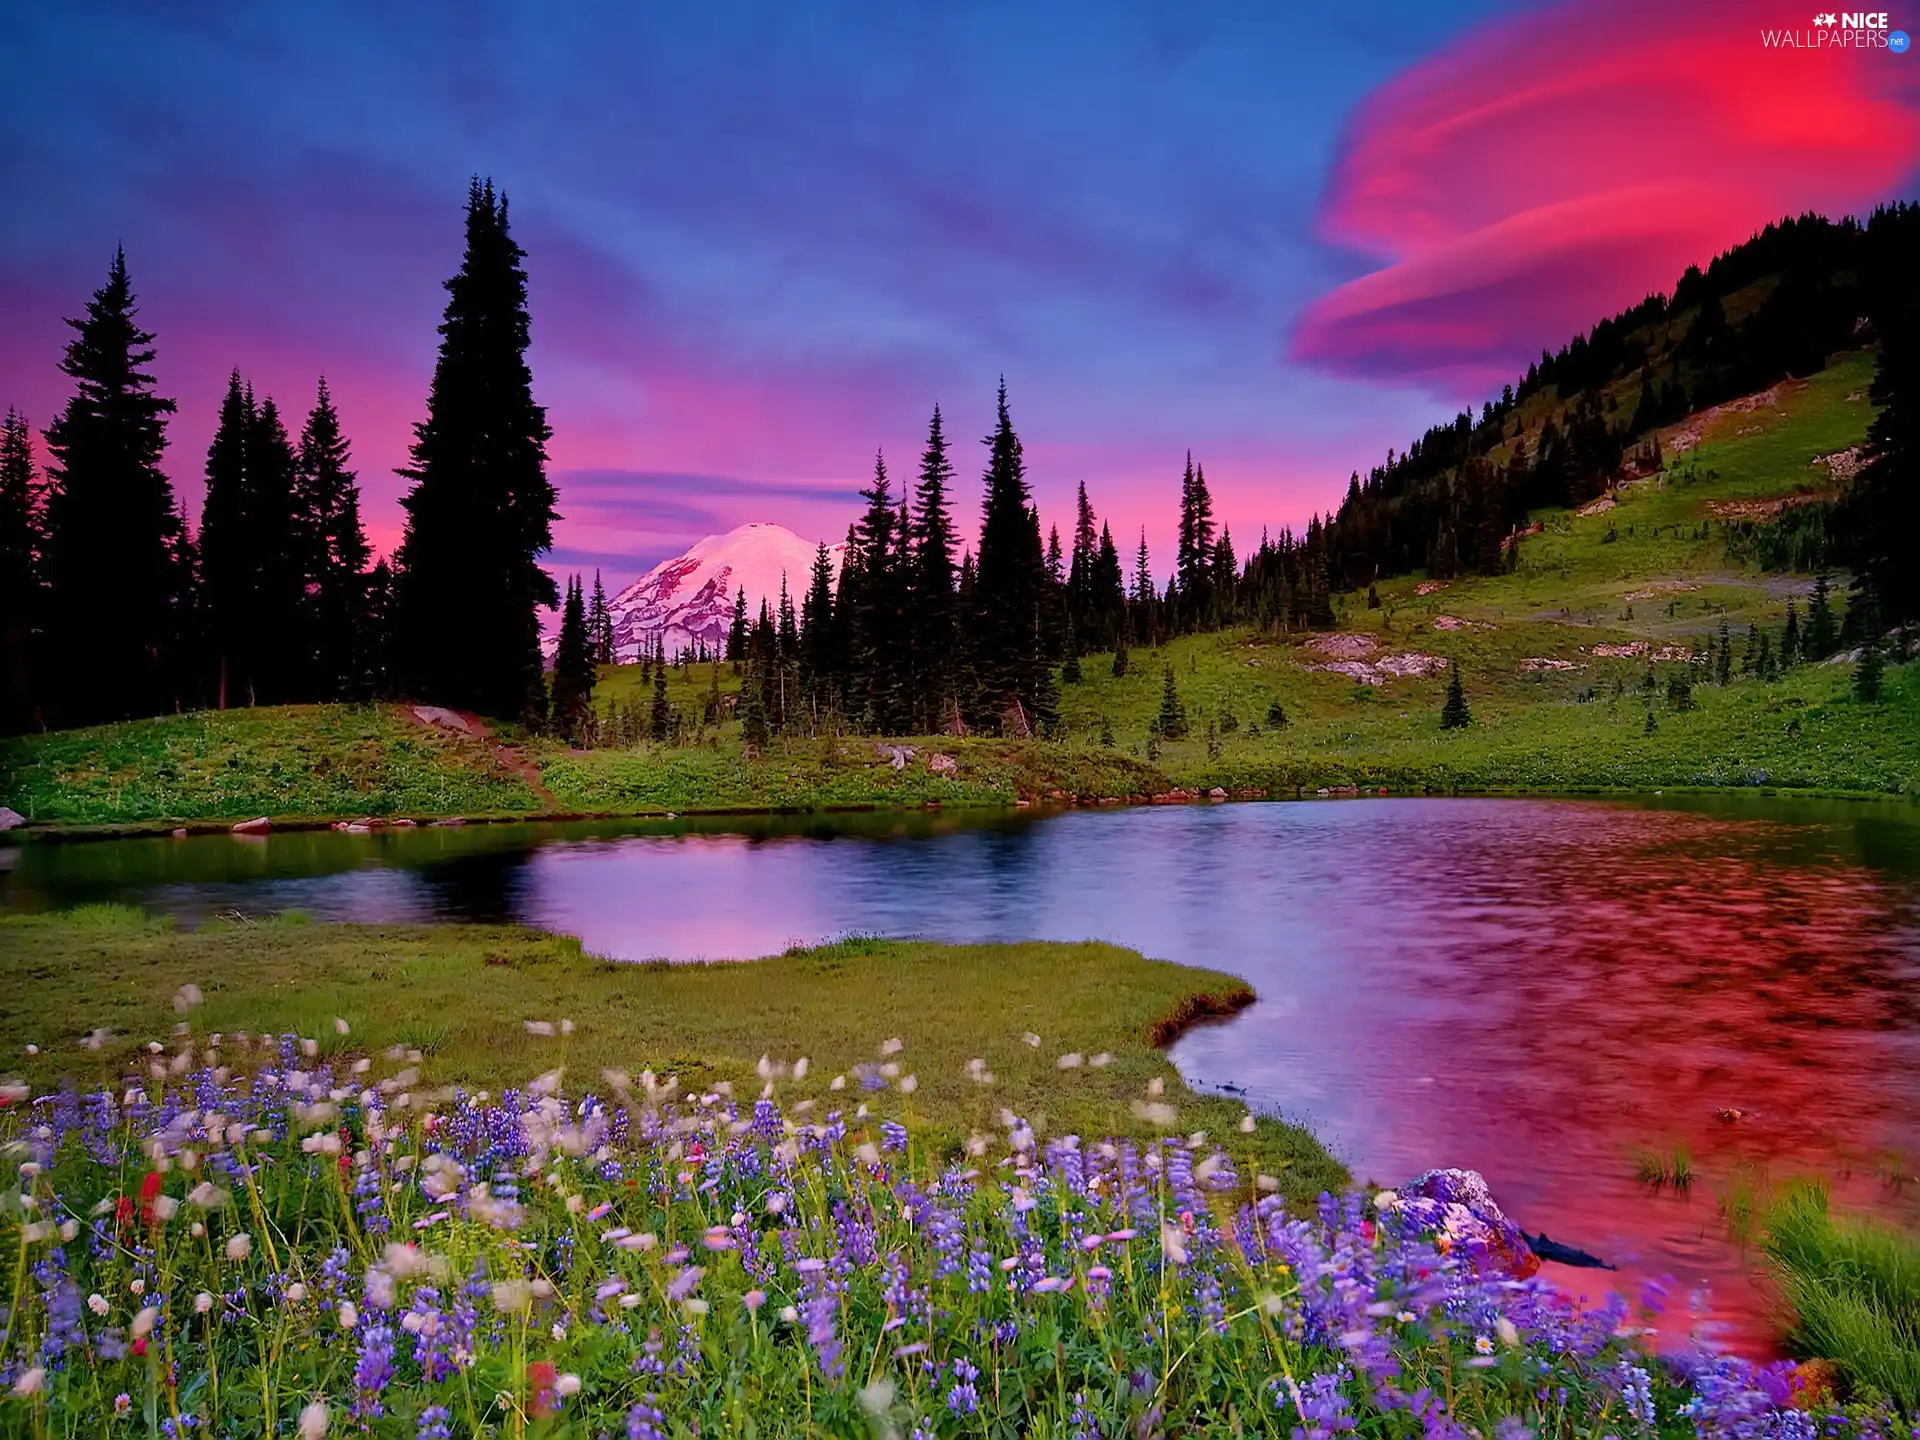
[231,816,271,836]
[874,743,916,771]
[1208,787,1228,801]
[1381,1168,1539,1279]
[0,806,23,831]
[927,752,958,776]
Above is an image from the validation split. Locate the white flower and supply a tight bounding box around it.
[285,1282,308,1303]
[1239,1114,1257,1133]
[129,1279,145,1297]
[337,1301,359,1330]
[1160,1222,1189,1266]
[225,1232,252,1262]
[830,1074,846,1091]
[333,1018,350,1035]
[554,1373,582,1397]
[187,1181,228,1209]
[792,1056,809,1081]
[131,1306,159,1339]
[779,1305,799,1324]
[297,1399,329,1439]
[11,1367,45,1397]
[1496,1316,1520,1348]
[744,1289,767,1313]
[1474,1334,1494,1355]
[194,1291,214,1314]
[683,1297,709,1315]
[88,1293,109,1317]
[858,1378,897,1416]
[490,1280,533,1315]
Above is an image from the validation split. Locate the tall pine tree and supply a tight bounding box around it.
[41,248,188,724]
[549,574,594,739]
[970,381,1053,731]
[198,372,254,709]
[908,403,961,732]
[0,409,39,732]
[245,394,302,704]
[587,570,614,666]
[799,540,841,723]
[844,450,909,732]
[394,179,559,719]
[295,377,372,700]
[1845,284,1917,624]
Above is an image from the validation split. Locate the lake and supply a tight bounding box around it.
[6,793,1919,1354]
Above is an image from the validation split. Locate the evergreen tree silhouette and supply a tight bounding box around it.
[294,377,371,700]
[394,179,558,720]
[549,574,595,739]
[1441,663,1472,729]
[0,408,40,732]
[41,248,187,724]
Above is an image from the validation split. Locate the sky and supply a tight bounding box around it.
[2,0,1917,593]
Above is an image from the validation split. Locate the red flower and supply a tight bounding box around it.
[138,1172,164,1229]
[528,1360,558,1420]
[131,1338,149,1358]
[114,1196,135,1229]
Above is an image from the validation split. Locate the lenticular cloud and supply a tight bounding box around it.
[1291,0,1920,386]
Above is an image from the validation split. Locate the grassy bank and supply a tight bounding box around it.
[0,909,1344,1207]
[1762,1182,1920,1412]
[0,704,544,829]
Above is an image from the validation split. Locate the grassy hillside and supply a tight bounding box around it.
[2,353,1913,830]
[0,908,1346,1206]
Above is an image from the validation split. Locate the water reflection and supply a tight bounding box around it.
[5,794,1919,1353]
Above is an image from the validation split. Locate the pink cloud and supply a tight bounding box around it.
[1293,0,1920,386]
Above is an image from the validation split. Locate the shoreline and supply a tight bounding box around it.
[4,776,1913,845]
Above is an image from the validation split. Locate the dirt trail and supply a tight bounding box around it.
[401,704,557,809]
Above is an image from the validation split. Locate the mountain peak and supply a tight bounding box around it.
[604,522,844,660]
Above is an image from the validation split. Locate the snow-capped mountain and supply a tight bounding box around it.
[603,522,844,660]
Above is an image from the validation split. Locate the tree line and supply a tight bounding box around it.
[0,179,559,735]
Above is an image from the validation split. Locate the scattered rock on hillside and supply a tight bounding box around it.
[1812,446,1864,483]
[1623,580,1698,601]
[874,744,916,771]
[927,753,957,776]
[410,705,473,734]
[1433,615,1492,632]
[1304,632,1380,660]
[1521,658,1583,672]
[1382,1168,1540,1280]
[1308,653,1448,686]
[1415,581,1446,596]
[1576,495,1616,518]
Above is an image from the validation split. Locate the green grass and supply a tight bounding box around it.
[3,353,1913,831]
[0,703,543,827]
[0,910,1347,1208]
[1762,1181,1920,1413]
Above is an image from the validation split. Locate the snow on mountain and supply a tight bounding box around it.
[603,522,844,661]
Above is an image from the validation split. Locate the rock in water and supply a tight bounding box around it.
[0,806,23,830]
[1383,1168,1539,1279]
[231,816,271,836]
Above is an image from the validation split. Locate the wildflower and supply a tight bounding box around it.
[334,1018,350,1035]
[1240,1113,1257,1133]
[195,1291,214,1313]
[744,1289,767,1313]
[114,1394,131,1416]
[11,1368,46,1397]
[297,1399,329,1439]
[416,1406,452,1440]
[881,1037,904,1055]
[226,1232,252,1261]
[337,1301,359,1329]
[131,1306,159,1339]
[1474,1335,1494,1355]
[554,1373,582,1398]
[859,1378,897,1416]
[1496,1315,1520,1348]
[88,1293,109,1316]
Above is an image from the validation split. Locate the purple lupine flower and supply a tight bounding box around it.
[416,1405,453,1440]
[627,1397,666,1440]
[946,1357,981,1416]
[352,1319,395,1419]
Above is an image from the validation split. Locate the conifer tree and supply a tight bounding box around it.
[294,377,371,700]
[241,394,303,704]
[41,248,187,724]
[1092,522,1125,648]
[1441,663,1472,729]
[1112,638,1128,678]
[650,639,672,740]
[799,540,841,723]
[587,570,614,666]
[845,450,909,732]
[1715,620,1733,685]
[726,586,749,664]
[394,179,558,720]
[549,574,594,739]
[970,383,1054,732]
[1174,454,1216,628]
[1781,597,1801,666]
[1844,282,1917,623]
[1131,528,1157,645]
[1854,636,1885,702]
[1067,481,1098,635]
[0,408,40,732]
[198,371,253,708]
[907,404,961,732]
[1154,664,1189,739]
[1807,574,1839,659]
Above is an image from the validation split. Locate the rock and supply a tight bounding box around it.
[874,743,916,771]
[171,828,188,840]
[1208,787,1228,801]
[391,818,418,828]
[410,705,472,734]
[928,752,958,776]
[231,816,271,836]
[0,806,24,831]
[430,817,468,828]
[1383,1168,1539,1280]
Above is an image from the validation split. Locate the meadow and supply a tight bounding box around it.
[0,909,1908,1437]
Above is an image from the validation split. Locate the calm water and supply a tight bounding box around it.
[7,795,1920,1353]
